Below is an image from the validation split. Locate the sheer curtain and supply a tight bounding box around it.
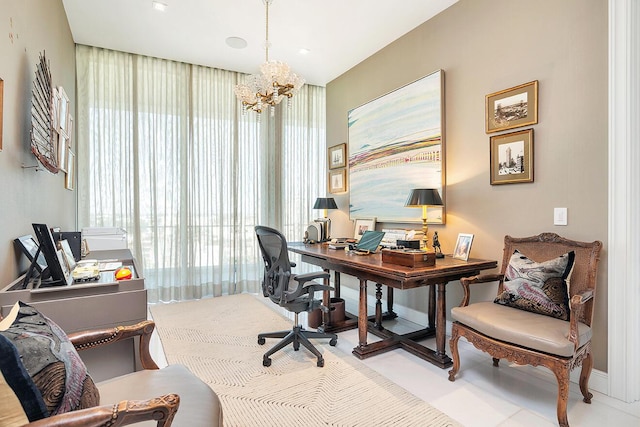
[75,45,326,302]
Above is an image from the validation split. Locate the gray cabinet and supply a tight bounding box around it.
[0,249,147,382]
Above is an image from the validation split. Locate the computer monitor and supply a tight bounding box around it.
[26,223,72,287]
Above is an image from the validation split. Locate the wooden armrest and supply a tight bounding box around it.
[568,289,595,350]
[68,320,159,370]
[458,274,504,307]
[26,394,180,427]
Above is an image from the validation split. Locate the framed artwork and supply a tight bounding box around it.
[348,70,445,223]
[14,235,48,272]
[57,86,70,135]
[65,150,75,190]
[0,78,3,151]
[329,169,346,194]
[353,218,376,240]
[57,133,68,173]
[490,129,534,185]
[486,80,538,133]
[328,143,346,169]
[453,233,474,261]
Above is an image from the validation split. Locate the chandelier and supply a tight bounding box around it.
[234,0,305,116]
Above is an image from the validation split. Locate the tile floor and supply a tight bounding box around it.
[149,295,640,426]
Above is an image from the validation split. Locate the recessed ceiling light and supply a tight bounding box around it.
[299,48,311,55]
[226,37,248,49]
[152,1,168,12]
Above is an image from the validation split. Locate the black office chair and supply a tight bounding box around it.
[254,226,338,367]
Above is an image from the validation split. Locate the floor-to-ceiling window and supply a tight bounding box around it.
[75,45,326,302]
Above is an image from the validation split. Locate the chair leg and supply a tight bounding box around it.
[579,352,594,404]
[261,330,296,365]
[258,330,292,341]
[448,326,461,381]
[553,368,571,427]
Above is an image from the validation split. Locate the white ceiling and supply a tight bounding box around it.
[61,0,458,87]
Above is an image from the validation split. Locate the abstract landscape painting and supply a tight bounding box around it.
[348,70,444,223]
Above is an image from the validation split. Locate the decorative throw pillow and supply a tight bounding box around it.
[0,334,49,426]
[494,250,575,320]
[0,302,100,418]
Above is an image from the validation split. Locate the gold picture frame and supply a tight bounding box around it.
[486,80,538,133]
[328,143,346,169]
[65,150,75,191]
[329,169,346,194]
[490,129,534,185]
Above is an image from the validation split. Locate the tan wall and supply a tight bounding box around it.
[0,1,76,285]
[326,0,608,370]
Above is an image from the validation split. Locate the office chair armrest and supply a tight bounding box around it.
[458,274,504,307]
[294,271,331,284]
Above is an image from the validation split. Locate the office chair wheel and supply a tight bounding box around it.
[330,337,337,346]
[258,337,266,345]
[263,356,272,367]
[317,358,324,368]
[293,342,300,351]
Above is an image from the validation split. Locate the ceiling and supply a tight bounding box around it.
[61,0,458,87]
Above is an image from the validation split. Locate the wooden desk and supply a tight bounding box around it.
[288,243,497,368]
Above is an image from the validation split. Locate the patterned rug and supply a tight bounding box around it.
[149,294,460,427]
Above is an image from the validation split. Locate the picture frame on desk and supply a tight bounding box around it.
[453,233,474,261]
[353,218,376,241]
[14,235,48,273]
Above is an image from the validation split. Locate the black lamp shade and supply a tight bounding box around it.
[313,197,338,210]
[405,189,443,207]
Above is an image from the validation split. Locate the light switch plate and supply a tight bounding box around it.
[554,208,568,226]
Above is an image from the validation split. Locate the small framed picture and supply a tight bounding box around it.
[57,133,68,173]
[328,143,346,169]
[14,235,48,272]
[65,150,75,191]
[353,218,376,240]
[486,80,538,133]
[329,169,347,193]
[453,233,474,261]
[490,129,534,185]
[57,86,70,135]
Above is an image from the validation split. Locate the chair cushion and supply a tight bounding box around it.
[0,302,100,418]
[452,301,591,357]
[494,250,574,320]
[97,364,223,427]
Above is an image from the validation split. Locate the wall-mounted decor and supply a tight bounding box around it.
[30,52,58,173]
[453,233,474,261]
[348,70,445,223]
[353,218,376,240]
[0,78,4,151]
[328,143,346,169]
[57,86,70,136]
[486,80,538,133]
[490,129,534,185]
[328,169,346,194]
[65,150,75,190]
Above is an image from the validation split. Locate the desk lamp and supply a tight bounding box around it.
[405,189,443,251]
[313,197,338,242]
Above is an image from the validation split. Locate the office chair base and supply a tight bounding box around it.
[258,325,337,367]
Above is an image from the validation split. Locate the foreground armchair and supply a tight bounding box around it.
[0,304,222,427]
[448,233,602,427]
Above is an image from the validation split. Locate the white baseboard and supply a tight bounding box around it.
[336,285,609,396]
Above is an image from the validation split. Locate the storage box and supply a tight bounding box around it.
[381,249,436,268]
[82,227,128,251]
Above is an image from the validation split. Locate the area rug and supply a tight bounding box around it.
[149,294,460,427]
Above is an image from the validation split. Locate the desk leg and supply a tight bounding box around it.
[436,282,448,358]
[374,283,383,330]
[357,278,368,350]
[386,287,397,319]
[334,271,341,299]
[428,284,436,329]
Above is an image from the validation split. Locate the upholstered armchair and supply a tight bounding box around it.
[1,301,222,427]
[448,233,602,427]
